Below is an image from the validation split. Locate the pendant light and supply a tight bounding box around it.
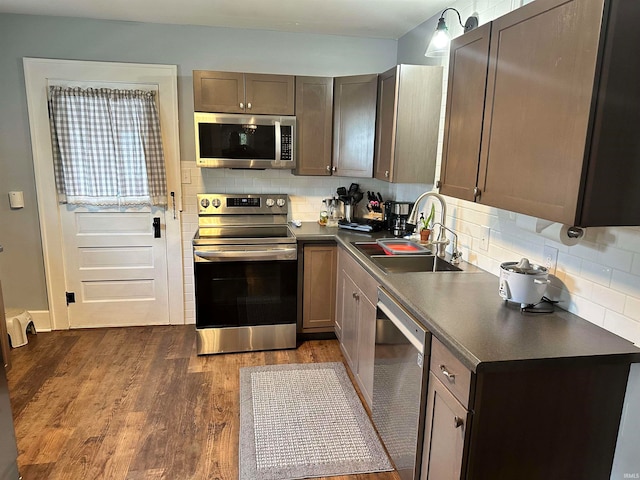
[425,8,479,57]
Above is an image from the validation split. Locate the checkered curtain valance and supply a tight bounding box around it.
[48,86,167,206]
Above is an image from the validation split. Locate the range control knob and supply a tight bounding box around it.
[212,198,221,208]
[276,198,286,207]
[200,198,210,208]
[265,198,275,207]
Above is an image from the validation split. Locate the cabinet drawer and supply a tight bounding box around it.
[430,337,472,408]
[337,247,378,303]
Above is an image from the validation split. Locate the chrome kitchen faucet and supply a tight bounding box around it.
[407,191,452,258]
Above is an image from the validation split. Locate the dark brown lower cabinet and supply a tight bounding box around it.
[421,372,468,480]
[300,243,337,333]
[421,343,631,479]
[335,246,378,408]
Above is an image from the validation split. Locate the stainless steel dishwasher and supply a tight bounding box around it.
[372,287,430,480]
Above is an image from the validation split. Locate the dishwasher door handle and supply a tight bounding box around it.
[377,300,426,352]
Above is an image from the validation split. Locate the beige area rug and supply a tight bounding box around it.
[239,362,393,480]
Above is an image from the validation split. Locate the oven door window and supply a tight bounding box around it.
[195,260,296,328]
[198,123,275,159]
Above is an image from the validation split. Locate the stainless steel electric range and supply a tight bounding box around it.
[193,193,297,355]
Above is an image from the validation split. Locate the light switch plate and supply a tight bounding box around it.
[479,226,490,251]
[543,245,558,275]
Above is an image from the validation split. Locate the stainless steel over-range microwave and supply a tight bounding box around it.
[194,112,296,169]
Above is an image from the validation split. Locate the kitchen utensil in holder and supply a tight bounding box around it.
[344,204,353,222]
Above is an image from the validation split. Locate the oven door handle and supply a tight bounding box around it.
[194,246,297,262]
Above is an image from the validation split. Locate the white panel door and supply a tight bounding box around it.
[60,206,170,328]
[24,59,184,330]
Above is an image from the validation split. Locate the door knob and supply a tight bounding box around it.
[153,217,161,238]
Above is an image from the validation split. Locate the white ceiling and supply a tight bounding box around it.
[0,0,452,39]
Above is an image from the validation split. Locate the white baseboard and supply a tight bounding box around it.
[27,310,52,332]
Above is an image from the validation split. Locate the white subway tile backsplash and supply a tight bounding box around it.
[568,296,606,326]
[613,227,640,253]
[631,253,640,276]
[556,252,583,276]
[603,311,640,346]
[565,240,601,262]
[476,254,500,276]
[597,246,634,273]
[624,296,640,322]
[560,274,595,299]
[487,242,510,262]
[611,270,640,299]
[580,260,613,287]
[591,284,627,314]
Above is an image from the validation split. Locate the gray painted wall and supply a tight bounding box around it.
[397,14,442,66]
[0,13,397,310]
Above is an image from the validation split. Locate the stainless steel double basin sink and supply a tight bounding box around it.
[352,241,464,274]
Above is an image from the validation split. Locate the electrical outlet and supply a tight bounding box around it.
[543,245,558,275]
[181,169,191,184]
[479,226,490,251]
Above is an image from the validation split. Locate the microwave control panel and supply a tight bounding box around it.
[281,125,292,161]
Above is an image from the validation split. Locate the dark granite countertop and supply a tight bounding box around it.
[293,223,640,373]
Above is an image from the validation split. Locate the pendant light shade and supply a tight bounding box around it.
[425,8,479,57]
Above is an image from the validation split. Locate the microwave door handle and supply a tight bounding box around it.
[275,121,282,161]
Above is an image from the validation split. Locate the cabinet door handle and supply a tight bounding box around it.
[352,292,359,300]
[454,416,464,428]
[436,180,442,189]
[247,102,252,110]
[326,165,331,172]
[440,364,455,381]
[385,170,389,178]
[239,102,245,109]
[332,166,337,172]
[473,187,481,199]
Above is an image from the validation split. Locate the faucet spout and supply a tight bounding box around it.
[407,191,447,233]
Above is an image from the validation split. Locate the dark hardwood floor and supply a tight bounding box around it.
[6,326,400,480]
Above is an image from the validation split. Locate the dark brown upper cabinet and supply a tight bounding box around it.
[294,76,334,176]
[439,0,640,227]
[193,71,295,115]
[440,24,491,202]
[374,65,443,184]
[332,74,378,178]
